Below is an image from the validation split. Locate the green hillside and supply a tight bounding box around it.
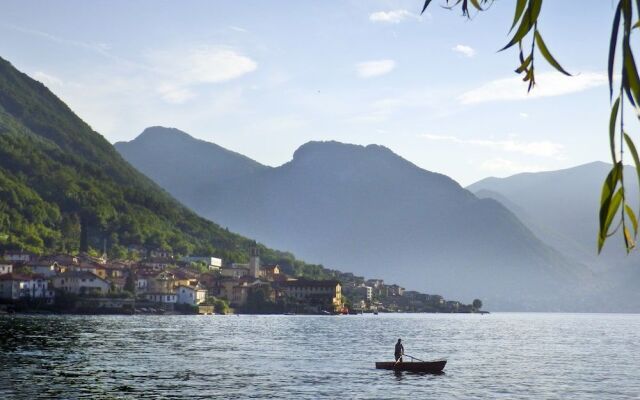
[0,56,325,276]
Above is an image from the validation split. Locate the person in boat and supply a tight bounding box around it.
[394,338,404,362]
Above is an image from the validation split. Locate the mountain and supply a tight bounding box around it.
[115,127,268,207]
[117,128,598,310]
[0,56,330,276]
[468,162,640,270]
[468,162,640,310]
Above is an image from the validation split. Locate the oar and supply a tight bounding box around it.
[403,354,425,362]
[394,354,403,366]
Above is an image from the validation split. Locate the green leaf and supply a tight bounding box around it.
[609,97,621,163]
[609,2,622,99]
[625,203,638,237]
[623,44,640,114]
[501,0,543,51]
[510,0,528,32]
[624,226,635,251]
[469,0,482,11]
[600,162,623,206]
[515,54,532,73]
[598,163,623,252]
[534,30,571,76]
[599,187,623,253]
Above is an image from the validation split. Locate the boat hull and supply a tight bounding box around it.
[375,360,446,373]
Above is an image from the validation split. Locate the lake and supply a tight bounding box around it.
[1,313,639,399]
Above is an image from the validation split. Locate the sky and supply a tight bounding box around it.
[0,0,621,185]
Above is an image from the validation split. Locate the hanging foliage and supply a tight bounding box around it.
[422,0,640,253]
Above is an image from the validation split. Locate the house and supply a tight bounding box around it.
[176,285,207,306]
[172,269,199,288]
[147,271,176,293]
[387,284,405,297]
[261,264,281,281]
[220,265,250,279]
[352,285,372,302]
[279,279,342,311]
[145,292,177,304]
[0,263,13,275]
[3,251,37,264]
[28,261,62,277]
[51,271,110,295]
[0,273,55,301]
[141,257,174,271]
[43,254,79,267]
[135,276,150,294]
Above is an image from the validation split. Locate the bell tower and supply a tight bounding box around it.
[249,246,260,278]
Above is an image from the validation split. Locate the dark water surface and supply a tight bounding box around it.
[1,313,639,399]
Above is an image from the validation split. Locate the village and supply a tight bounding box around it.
[0,248,483,315]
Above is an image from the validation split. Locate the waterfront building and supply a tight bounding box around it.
[279,279,342,311]
[176,285,207,306]
[51,271,110,295]
[0,273,55,301]
[145,292,177,303]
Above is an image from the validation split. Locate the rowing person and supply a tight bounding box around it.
[394,338,404,363]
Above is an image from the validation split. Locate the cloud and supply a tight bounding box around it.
[480,158,547,174]
[150,46,257,85]
[519,112,529,118]
[33,71,63,87]
[156,84,195,104]
[229,26,248,33]
[452,44,476,58]
[421,133,564,158]
[369,9,416,23]
[459,71,607,104]
[356,59,396,78]
[147,46,257,103]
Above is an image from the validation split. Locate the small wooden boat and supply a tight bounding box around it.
[375,359,446,373]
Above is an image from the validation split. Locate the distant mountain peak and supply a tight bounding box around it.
[291,140,401,166]
[128,126,196,144]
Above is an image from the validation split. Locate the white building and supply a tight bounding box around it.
[51,271,110,295]
[176,285,207,306]
[145,292,177,303]
[135,277,149,294]
[0,273,55,301]
[0,263,13,275]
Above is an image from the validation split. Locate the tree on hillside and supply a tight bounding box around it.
[421,0,640,254]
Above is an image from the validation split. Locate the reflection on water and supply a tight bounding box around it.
[1,313,640,399]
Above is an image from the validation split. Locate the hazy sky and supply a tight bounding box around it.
[0,0,618,185]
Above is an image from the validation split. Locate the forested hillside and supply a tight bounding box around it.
[0,56,328,278]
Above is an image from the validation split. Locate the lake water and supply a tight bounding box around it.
[1,313,639,399]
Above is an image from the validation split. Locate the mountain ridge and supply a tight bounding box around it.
[116,126,599,310]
